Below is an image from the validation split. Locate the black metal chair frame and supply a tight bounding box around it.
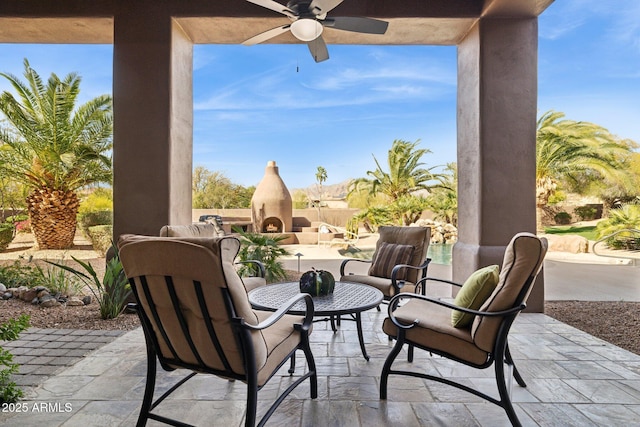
[380,275,535,427]
[129,275,317,427]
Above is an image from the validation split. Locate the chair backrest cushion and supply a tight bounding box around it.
[118,235,266,375]
[159,223,225,238]
[369,241,414,280]
[471,233,548,352]
[368,226,430,283]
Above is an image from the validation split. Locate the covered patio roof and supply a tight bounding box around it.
[0,0,555,312]
[0,0,551,44]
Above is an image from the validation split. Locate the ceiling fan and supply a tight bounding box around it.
[242,0,389,63]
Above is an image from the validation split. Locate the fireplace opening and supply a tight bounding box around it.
[262,217,283,233]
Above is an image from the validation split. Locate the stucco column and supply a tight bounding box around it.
[455,17,544,312]
[113,11,193,238]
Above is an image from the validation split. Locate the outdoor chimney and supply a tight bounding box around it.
[251,161,292,233]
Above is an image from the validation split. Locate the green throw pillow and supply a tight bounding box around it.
[451,265,500,328]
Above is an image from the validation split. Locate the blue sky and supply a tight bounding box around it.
[1,0,639,188]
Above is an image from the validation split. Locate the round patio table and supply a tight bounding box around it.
[248,281,383,361]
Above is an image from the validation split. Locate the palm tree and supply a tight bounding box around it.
[315,166,327,220]
[536,110,634,231]
[349,139,443,201]
[348,139,444,226]
[0,59,112,249]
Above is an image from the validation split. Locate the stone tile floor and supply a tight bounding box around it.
[1,329,126,393]
[3,308,640,426]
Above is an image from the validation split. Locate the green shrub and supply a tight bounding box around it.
[574,206,598,221]
[553,211,572,225]
[0,259,82,296]
[78,188,113,214]
[233,227,289,283]
[87,225,113,256]
[48,245,131,320]
[77,189,113,237]
[4,214,28,224]
[32,262,83,297]
[0,223,14,252]
[0,261,41,288]
[0,314,30,403]
[78,210,112,236]
[596,205,640,250]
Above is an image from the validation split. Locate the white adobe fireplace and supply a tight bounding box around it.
[251,161,293,233]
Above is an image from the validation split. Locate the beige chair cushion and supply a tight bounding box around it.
[472,233,548,352]
[368,242,414,280]
[373,226,430,284]
[159,223,225,238]
[159,224,266,291]
[342,274,417,298]
[118,235,299,385]
[382,299,489,366]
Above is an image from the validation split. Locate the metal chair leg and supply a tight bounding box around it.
[380,330,406,400]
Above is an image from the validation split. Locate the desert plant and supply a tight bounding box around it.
[233,227,289,283]
[0,223,14,252]
[48,246,130,319]
[574,205,599,221]
[0,59,113,249]
[596,205,640,250]
[86,224,113,256]
[0,260,40,288]
[32,262,83,297]
[0,314,30,403]
[553,211,572,225]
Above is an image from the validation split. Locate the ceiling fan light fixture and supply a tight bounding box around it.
[290,18,323,41]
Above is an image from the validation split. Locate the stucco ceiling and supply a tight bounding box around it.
[0,0,554,45]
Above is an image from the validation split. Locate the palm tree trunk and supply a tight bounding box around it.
[27,187,79,249]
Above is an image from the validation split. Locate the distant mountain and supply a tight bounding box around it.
[291,179,353,200]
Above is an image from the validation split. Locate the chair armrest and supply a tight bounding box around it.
[387,292,525,330]
[390,258,431,294]
[339,258,372,276]
[244,293,315,332]
[236,260,266,278]
[423,276,463,288]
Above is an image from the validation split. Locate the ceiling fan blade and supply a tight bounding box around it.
[245,0,296,18]
[326,16,389,34]
[309,0,344,16]
[307,36,329,63]
[242,25,291,45]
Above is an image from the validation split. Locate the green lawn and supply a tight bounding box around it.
[544,225,599,241]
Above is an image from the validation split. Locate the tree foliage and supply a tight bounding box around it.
[0,59,113,192]
[192,166,254,209]
[349,139,443,227]
[536,110,635,209]
[425,162,458,226]
[0,59,113,248]
[349,139,443,201]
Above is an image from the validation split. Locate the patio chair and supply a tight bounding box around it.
[160,223,266,291]
[380,232,547,427]
[118,235,317,427]
[339,225,431,302]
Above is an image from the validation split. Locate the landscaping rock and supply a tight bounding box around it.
[0,283,6,293]
[543,234,589,253]
[21,288,38,302]
[39,294,61,308]
[2,292,12,300]
[82,295,92,305]
[67,297,84,306]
